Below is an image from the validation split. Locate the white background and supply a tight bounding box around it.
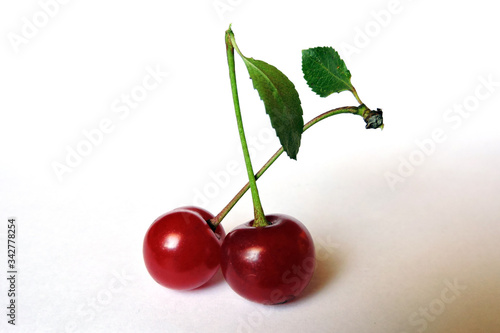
[1,0,500,332]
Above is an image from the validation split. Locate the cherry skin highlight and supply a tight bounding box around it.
[172,206,225,241]
[220,214,315,304]
[143,207,225,290]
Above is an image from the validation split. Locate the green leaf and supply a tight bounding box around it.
[302,47,354,97]
[241,56,304,160]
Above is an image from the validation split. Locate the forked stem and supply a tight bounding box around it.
[208,26,383,228]
[210,104,374,227]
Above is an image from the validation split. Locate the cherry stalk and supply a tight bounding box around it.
[205,27,384,229]
[225,26,269,228]
[221,27,316,304]
[209,104,382,228]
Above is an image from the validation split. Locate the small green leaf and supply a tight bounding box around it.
[241,56,304,160]
[302,47,354,97]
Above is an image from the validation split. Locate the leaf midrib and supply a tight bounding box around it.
[309,55,352,92]
[243,57,286,109]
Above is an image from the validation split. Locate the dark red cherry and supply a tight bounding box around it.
[221,214,315,304]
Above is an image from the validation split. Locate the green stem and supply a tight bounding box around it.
[226,28,269,228]
[351,86,363,105]
[210,105,366,227]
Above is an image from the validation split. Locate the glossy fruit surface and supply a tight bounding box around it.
[143,207,224,290]
[173,206,225,241]
[220,214,315,304]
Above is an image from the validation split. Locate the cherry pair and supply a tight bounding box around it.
[143,206,315,304]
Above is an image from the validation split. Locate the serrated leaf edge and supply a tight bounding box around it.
[302,46,354,97]
[241,56,303,159]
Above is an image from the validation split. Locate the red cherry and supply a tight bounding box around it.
[172,206,225,242]
[143,207,224,290]
[220,214,315,304]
